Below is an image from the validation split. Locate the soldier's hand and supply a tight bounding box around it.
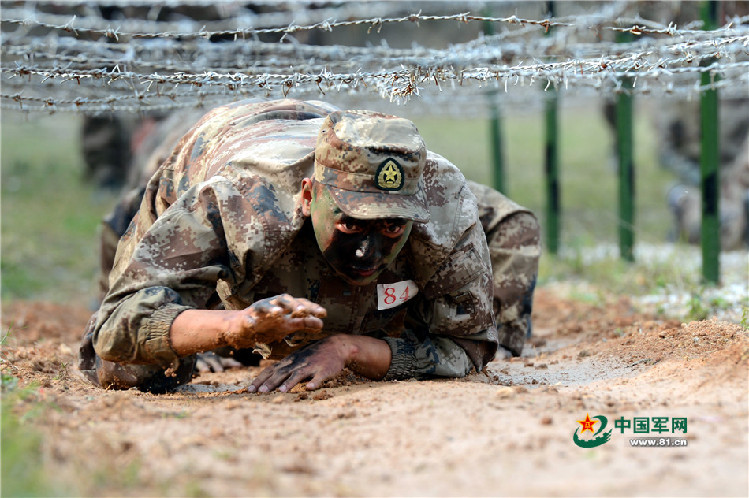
[223,294,326,350]
[247,336,350,393]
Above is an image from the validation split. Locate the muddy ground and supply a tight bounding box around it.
[1,287,747,497]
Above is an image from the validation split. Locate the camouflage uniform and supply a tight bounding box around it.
[80,98,538,391]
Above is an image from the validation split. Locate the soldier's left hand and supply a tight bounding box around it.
[248,336,350,393]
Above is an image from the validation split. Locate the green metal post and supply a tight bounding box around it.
[490,101,505,193]
[700,1,720,284]
[616,32,635,262]
[484,12,505,194]
[544,1,559,255]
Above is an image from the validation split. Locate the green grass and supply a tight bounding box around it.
[537,249,699,295]
[412,97,675,246]
[410,98,698,299]
[1,112,118,304]
[1,381,62,497]
[0,376,150,497]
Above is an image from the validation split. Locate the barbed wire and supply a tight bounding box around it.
[5,20,746,69]
[5,74,745,117]
[3,0,317,6]
[0,2,418,34]
[4,34,746,90]
[2,3,747,115]
[1,11,565,40]
[7,6,746,41]
[10,1,743,73]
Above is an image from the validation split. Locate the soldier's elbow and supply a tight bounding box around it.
[93,333,135,364]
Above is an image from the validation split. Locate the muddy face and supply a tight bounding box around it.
[308,184,412,285]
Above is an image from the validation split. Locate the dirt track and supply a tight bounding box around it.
[2,288,747,496]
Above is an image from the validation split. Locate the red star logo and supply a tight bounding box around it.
[577,413,597,434]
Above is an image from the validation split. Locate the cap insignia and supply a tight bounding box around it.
[376,159,403,191]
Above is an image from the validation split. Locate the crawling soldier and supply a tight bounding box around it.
[79,98,539,392]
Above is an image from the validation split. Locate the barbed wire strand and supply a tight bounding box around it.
[2,5,747,114]
[7,9,745,41]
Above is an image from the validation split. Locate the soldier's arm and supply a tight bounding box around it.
[169,296,325,356]
[92,177,309,367]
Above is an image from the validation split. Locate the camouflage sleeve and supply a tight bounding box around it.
[92,175,271,367]
[382,222,498,379]
[98,186,147,302]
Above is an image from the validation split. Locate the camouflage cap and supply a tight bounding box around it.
[314,110,429,223]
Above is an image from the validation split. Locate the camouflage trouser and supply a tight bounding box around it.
[468,181,541,357]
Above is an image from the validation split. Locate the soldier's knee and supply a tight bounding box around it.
[487,211,541,253]
[500,211,541,256]
[517,212,541,249]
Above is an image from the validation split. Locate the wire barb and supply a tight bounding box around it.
[1,2,747,114]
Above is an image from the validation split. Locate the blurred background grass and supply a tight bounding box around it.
[1,112,118,304]
[1,97,675,306]
[411,97,674,246]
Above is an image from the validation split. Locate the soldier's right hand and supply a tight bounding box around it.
[222,294,326,349]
